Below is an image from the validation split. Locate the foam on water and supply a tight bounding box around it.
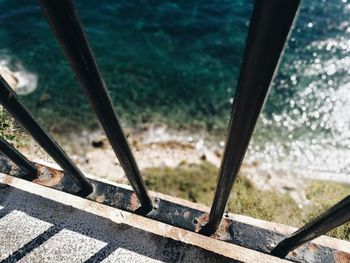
[0,58,37,95]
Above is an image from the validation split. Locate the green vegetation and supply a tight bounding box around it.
[143,161,350,240]
[144,161,217,204]
[0,107,26,146]
[305,181,350,240]
[227,174,303,227]
[0,107,15,141]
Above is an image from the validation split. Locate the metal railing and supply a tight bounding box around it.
[0,0,349,259]
[0,137,38,180]
[38,0,153,212]
[0,74,93,197]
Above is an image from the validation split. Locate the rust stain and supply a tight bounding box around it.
[222,218,232,231]
[2,175,14,185]
[194,213,209,232]
[167,226,188,239]
[334,251,350,263]
[309,242,319,252]
[129,192,140,211]
[95,201,110,216]
[95,195,105,203]
[183,211,190,219]
[213,218,232,239]
[33,164,64,187]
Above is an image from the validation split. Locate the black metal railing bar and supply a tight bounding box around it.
[0,0,349,259]
[37,0,153,212]
[0,75,93,197]
[271,195,350,258]
[200,0,300,235]
[0,136,38,180]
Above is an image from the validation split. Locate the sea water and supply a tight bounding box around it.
[0,0,350,181]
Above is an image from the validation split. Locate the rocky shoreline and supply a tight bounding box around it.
[18,123,310,207]
[0,64,343,208]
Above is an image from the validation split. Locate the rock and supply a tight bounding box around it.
[0,65,38,95]
[37,93,51,105]
[91,135,107,148]
[92,140,104,148]
[0,65,18,89]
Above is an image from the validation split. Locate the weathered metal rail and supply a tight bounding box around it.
[271,196,350,258]
[37,0,153,212]
[0,137,37,180]
[0,75,93,197]
[0,0,349,261]
[200,0,300,236]
[0,156,348,263]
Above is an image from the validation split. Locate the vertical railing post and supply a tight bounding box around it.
[271,196,350,258]
[0,75,93,197]
[0,136,38,180]
[37,0,153,212]
[200,0,300,235]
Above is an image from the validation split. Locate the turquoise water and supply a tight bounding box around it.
[0,0,251,132]
[1,0,350,178]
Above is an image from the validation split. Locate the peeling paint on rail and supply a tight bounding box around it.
[0,155,349,263]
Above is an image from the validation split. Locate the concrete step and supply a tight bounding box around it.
[0,172,290,263]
